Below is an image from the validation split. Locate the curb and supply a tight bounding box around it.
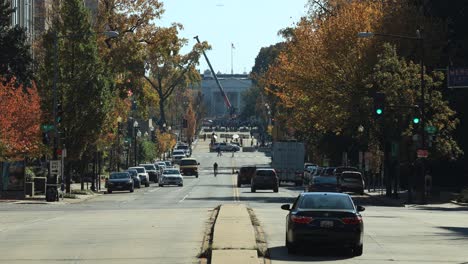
[363,192,405,207]
[450,200,468,206]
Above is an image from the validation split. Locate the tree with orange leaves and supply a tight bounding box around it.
[0,78,42,160]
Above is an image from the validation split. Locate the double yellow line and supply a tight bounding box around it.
[231,158,240,202]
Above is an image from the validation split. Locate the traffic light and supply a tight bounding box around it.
[412,106,421,125]
[56,103,63,124]
[373,92,385,117]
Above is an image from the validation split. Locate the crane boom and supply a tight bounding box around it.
[194,36,235,116]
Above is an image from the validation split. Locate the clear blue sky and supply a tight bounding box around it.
[158,0,308,74]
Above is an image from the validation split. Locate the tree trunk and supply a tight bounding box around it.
[159,97,166,130]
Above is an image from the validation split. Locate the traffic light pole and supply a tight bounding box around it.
[419,35,427,204]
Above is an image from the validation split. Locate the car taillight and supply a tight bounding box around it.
[291,215,313,224]
[341,216,362,225]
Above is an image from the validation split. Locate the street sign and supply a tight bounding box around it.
[41,124,54,132]
[448,67,468,88]
[425,126,437,134]
[417,149,429,158]
[50,160,61,176]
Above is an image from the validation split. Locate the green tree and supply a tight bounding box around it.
[365,43,461,159]
[143,25,208,129]
[38,0,113,162]
[0,1,33,84]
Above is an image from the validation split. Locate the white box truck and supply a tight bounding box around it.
[271,141,305,186]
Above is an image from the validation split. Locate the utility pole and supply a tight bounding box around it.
[418,30,427,204]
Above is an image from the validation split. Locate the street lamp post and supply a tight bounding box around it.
[116,116,122,172]
[358,30,425,203]
[133,120,139,166]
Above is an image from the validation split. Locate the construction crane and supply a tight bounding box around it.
[194,36,236,117]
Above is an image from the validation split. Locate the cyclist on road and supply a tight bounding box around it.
[213,162,218,176]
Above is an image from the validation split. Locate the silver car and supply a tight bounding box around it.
[159,168,183,187]
[338,171,365,195]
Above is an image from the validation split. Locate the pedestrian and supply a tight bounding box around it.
[217,146,222,157]
[251,139,254,147]
[204,134,206,141]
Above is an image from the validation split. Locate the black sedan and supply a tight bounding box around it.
[281,192,364,256]
[107,172,134,193]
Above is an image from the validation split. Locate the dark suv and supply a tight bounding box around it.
[251,168,279,193]
[237,166,257,187]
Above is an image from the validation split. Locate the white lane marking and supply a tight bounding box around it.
[178,194,189,203]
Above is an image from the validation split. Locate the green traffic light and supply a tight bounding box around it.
[376,109,383,115]
[413,117,420,124]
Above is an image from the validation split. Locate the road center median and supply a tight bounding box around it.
[210,204,260,264]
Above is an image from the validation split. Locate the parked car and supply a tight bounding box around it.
[107,172,134,193]
[163,160,173,167]
[338,171,365,195]
[128,166,150,187]
[251,168,279,193]
[140,164,158,183]
[172,150,186,164]
[159,168,184,187]
[179,158,200,177]
[239,126,250,132]
[126,169,141,188]
[175,144,191,157]
[304,163,318,184]
[307,176,339,192]
[281,192,365,255]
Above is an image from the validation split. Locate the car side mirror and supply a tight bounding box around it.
[357,205,365,212]
[198,163,200,165]
[281,204,291,211]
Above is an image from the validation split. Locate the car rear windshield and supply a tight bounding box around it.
[313,177,338,184]
[164,161,171,166]
[143,165,155,170]
[177,145,189,150]
[180,159,197,166]
[110,173,130,179]
[299,195,354,210]
[163,169,179,175]
[256,170,275,177]
[173,150,185,155]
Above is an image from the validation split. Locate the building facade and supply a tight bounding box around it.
[200,70,252,117]
[8,0,34,38]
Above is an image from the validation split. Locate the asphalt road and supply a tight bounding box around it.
[1,134,467,264]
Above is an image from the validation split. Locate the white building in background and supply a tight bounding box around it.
[201,70,252,117]
[8,0,34,38]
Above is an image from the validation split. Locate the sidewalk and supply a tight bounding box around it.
[363,188,462,207]
[0,182,104,204]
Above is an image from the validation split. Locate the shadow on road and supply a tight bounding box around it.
[412,205,468,212]
[268,246,354,262]
[186,195,296,204]
[437,226,468,240]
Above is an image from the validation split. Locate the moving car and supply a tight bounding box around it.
[237,165,270,187]
[126,169,141,188]
[179,158,200,177]
[322,167,337,177]
[128,166,150,187]
[307,176,339,192]
[159,168,183,187]
[107,172,134,193]
[251,168,279,193]
[210,142,240,152]
[140,164,159,183]
[338,171,365,195]
[281,192,364,255]
[163,160,173,167]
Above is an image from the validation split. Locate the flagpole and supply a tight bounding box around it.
[231,43,234,75]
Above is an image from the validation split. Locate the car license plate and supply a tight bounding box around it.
[320,220,334,228]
